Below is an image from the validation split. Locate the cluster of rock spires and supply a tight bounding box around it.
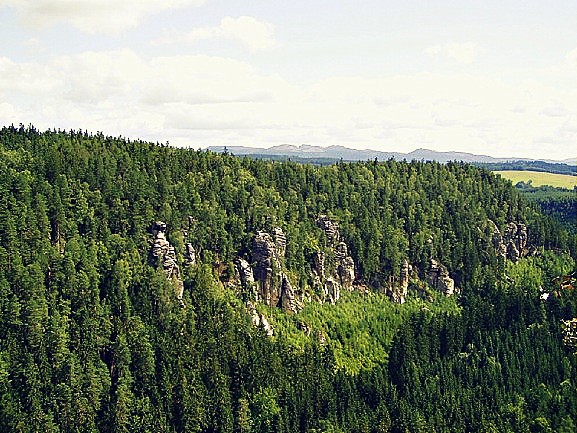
[488,220,529,262]
[313,215,356,302]
[236,227,301,314]
[149,216,536,335]
[384,259,413,304]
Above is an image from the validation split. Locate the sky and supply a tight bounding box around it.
[0,1,576,161]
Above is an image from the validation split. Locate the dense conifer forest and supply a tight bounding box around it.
[0,125,576,432]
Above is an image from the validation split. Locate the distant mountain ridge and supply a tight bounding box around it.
[208,144,574,165]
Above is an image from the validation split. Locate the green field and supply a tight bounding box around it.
[494,170,576,189]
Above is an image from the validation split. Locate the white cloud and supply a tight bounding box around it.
[566,47,577,68]
[156,16,276,52]
[0,49,575,160]
[1,0,205,35]
[424,42,479,64]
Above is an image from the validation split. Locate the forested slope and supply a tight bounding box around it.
[0,125,575,432]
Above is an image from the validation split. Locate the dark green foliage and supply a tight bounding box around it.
[478,161,577,176]
[515,183,576,233]
[0,125,575,432]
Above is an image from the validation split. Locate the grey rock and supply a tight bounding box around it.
[316,214,340,245]
[184,243,196,266]
[312,251,325,279]
[507,240,520,262]
[384,260,411,304]
[428,259,455,296]
[337,256,355,291]
[279,273,299,313]
[251,228,300,311]
[324,277,340,304]
[247,301,274,336]
[236,258,255,285]
[151,221,184,301]
[272,227,287,259]
[562,318,577,351]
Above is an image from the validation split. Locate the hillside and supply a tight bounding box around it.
[1,125,576,433]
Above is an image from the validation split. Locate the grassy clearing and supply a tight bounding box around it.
[494,170,576,189]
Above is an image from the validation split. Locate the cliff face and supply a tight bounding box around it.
[384,259,412,304]
[427,259,456,296]
[151,221,184,301]
[149,216,537,317]
[487,219,531,262]
[315,215,356,298]
[242,227,301,313]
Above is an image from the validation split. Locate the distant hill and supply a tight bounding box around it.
[209,144,572,165]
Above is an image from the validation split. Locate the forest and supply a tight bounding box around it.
[0,125,576,432]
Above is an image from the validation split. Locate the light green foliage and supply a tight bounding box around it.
[271,290,460,373]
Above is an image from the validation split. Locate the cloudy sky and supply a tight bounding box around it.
[1,1,576,160]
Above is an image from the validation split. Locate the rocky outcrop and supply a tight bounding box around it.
[487,219,507,259]
[314,215,356,302]
[562,318,577,352]
[247,302,274,336]
[504,222,528,262]
[317,214,340,245]
[385,259,411,304]
[184,243,196,266]
[279,274,298,312]
[487,220,529,262]
[428,259,455,296]
[236,258,255,286]
[252,230,280,306]
[335,242,355,291]
[248,228,302,313]
[151,221,184,301]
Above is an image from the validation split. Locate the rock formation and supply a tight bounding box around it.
[487,219,507,259]
[428,258,455,296]
[151,221,184,301]
[316,214,340,245]
[385,259,411,304]
[562,318,577,352]
[236,258,255,286]
[184,243,196,266]
[247,302,274,336]
[248,228,301,313]
[487,220,529,262]
[312,215,358,303]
